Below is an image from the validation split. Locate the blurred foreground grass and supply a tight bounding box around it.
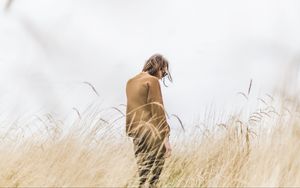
[1,88,300,187]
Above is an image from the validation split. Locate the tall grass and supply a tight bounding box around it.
[2,70,300,187]
[0,91,300,187]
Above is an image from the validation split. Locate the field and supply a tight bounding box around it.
[1,0,300,187]
[1,83,300,188]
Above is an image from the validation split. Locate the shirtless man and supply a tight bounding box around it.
[126,54,172,188]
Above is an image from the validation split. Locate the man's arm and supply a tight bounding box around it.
[147,77,170,139]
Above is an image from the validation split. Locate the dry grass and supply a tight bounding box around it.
[2,77,300,187]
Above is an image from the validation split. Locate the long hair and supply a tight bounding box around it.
[142,54,173,87]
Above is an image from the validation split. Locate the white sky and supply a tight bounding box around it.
[0,0,300,130]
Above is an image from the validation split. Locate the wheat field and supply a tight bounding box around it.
[1,88,300,187]
[2,0,300,187]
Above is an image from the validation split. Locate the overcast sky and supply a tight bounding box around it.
[0,0,300,130]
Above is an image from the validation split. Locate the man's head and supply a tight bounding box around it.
[142,53,173,86]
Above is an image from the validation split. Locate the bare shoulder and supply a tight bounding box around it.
[126,74,138,84]
[127,72,159,86]
[144,74,159,83]
[126,78,133,85]
[145,77,160,89]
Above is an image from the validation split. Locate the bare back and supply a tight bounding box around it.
[125,72,170,139]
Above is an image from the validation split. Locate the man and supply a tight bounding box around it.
[126,54,172,188]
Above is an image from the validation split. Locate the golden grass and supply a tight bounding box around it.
[1,84,300,187]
